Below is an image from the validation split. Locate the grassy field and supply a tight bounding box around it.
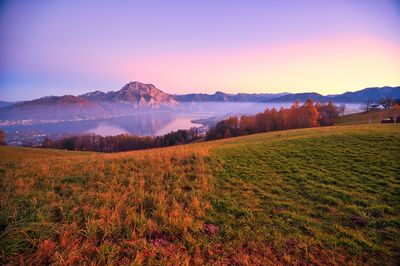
[1,124,399,265]
[336,109,399,125]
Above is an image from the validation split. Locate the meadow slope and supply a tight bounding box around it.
[0,124,399,265]
[336,109,399,125]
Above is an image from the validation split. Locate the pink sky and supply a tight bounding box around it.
[1,1,399,100]
[125,34,400,95]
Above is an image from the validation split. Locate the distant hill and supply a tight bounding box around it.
[329,86,400,103]
[0,95,111,121]
[265,92,328,103]
[173,91,289,102]
[267,86,400,103]
[14,95,91,107]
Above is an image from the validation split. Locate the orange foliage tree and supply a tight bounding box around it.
[206,99,339,141]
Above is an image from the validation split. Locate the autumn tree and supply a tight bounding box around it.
[317,101,339,126]
[239,115,257,135]
[301,99,319,127]
[206,116,239,140]
[387,104,400,121]
[287,100,302,128]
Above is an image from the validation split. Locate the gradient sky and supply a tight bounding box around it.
[1,0,400,101]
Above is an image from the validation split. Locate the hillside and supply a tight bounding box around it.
[336,108,400,125]
[1,124,399,265]
[333,86,400,103]
[0,95,112,121]
[266,92,327,103]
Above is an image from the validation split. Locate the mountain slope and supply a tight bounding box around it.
[266,92,328,103]
[0,95,111,121]
[1,124,399,265]
[332,86,400,102]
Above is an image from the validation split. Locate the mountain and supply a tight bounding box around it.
[330,86,400,103]
[15,95,91,107]
[80,81,178,108]
[0,82,178,122]
[175,86,400,103]
[266,86,400,103]
[266,92,328,103]
[173,91,289,102]
[79,90,108,101]
[0,95,111,121]
[173,91,231,102]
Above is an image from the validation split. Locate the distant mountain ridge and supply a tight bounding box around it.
[266,86,400,103]
[0,83,399,122]
[173,91,289,102]
[328,86,400,103]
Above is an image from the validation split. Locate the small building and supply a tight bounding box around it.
[369,104,384,111]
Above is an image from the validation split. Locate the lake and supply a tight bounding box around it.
[1,102,362,144]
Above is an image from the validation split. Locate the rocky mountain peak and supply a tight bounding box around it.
[114,82,178,107]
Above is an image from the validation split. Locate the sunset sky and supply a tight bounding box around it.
[1,0,400,101]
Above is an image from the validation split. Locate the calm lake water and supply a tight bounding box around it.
[2,102,362,140]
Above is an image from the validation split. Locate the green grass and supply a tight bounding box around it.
[208,124,400,264]
[1,124,399,265]
[336,109,399,125]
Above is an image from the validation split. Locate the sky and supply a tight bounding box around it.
[0,0,400,101]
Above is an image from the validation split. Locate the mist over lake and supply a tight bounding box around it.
[1,102,362,145]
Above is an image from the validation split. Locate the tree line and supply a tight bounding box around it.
[41,99,339,152]
[42,128,199,152]
[206,99,338,140]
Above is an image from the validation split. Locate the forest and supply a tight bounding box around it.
[42,128,199,152]
[206,99,338,140]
